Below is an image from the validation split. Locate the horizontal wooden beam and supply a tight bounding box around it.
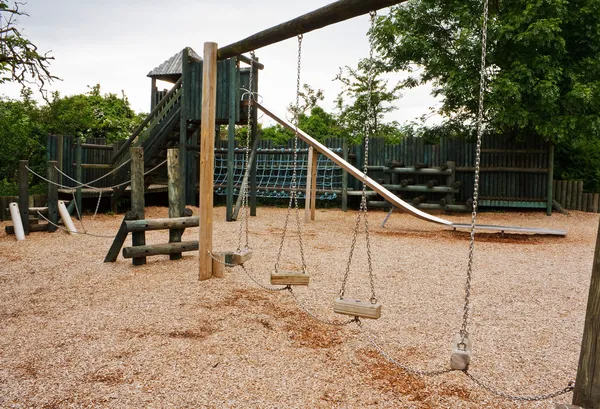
[237,54,265,70]
[80,143,113,151]
[71,163,113,170]
[125,216,199,232]
[122,241,199,258]
[217,0,408,60]
[456,167,549,174]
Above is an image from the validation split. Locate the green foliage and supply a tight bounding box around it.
[42,85,143,143]
[0,1,58,99]
[555,138,600,193]
[372,0,600,143]
[335,59,402,144]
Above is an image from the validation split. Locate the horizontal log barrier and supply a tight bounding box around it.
[71,163,113,170]
[122,241,199,258]
[553,180,600,213]
[456,166,549,174]
[386,167,453,175]
[80,143,114,151]
[381,184,459,194]
[5,223,50,234]
[125,216,199,232]
[367,200,469,212]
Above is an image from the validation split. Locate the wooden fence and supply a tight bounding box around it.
[0,194,47,222]
[553,180,600,213]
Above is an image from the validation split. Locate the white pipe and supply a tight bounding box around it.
[58,200,77,234]
[9,202,25,241]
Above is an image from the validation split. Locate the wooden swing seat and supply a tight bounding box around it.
[270,271,310,286]
[333,298,381,319]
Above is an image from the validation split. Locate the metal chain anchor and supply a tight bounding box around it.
[339,10,377,304]
[237,51,255,252]
[274,34,308,275]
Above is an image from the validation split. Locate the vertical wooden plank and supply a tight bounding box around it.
[582,193,589,213]
[573,216,600,408]
[561,180,567,209]
[546,144,554,215]
[168,149,183,260]
[588,193,594,213]
[180,48,190,209]
[342,139,348,212]
[577,181,584,211]
[250,63,259,216]
[130,147,146,266]
[56,134,64,186]
[226,57,237,221]
[595,194,600,213]
[566,180,573,210]
[75,140,83,217]
[47,161,59,233]
[199,42,218,281]
[18,160,29,235]
[305,146,314,222]
[310,149,318,221]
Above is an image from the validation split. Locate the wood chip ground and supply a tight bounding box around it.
[0,206,594,408]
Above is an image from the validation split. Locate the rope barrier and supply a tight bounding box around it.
[36,211,115,239]
[53,158,131,189]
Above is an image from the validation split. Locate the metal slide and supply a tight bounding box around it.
[256,102,567,236]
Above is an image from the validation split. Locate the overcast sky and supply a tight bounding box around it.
[2,0,441,125]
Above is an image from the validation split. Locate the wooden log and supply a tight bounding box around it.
[583,193,589,213]
[270,271,310,286]
[310,147,317,221]
[226,58,237,222]
[386,167,452,175]
[199,42,218,280]
[594,194,600,214]
[5,223,50,234]
[104,211,138,262]
[47,161,59,233]
[168,149,183,260]
[451,180,463,189]
[130,147,146,266]
[400,178,415,187]
[573,216,600,408]
[342,139,348,212]
[217,0,409,59]
[122,241,199,259]
[382,184,458,194]
[577,181,584,211]
[547,144,554,216]
[333,298,381,319]
[73,163,113,170]
[412,195,426,205]
[75,141,82,218]
[426,179,439,188]
[414,162,428,169]
[466,198,474,209]
[211,251,226,278]
[80,143,113,151]
[305,146,314,222]
[588,193,594,213]
[385,159,405,168]
[446,161,456,206]
[126,217,199,232]
[56,134,64,185]
[250,63,259,217]
[566,181,573,210]
[18,160,29,235]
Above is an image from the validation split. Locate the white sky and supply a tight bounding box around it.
[1,0,441,126]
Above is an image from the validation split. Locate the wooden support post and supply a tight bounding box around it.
[250,62,259,217]
[198,42,218,281]
[47,161,59,233]
[446,161,456,206]
[342,139,348,212]
[573,216,600,408]
[305,146,314,222]
[104,211,138,262]
[75,140,83,218]
[226,57,237,222]
[310,148,317,221]
[56,134,64,185]
[150,78,157,110]
[547,143,554,216]
[168,149,183,260]
[180,47,190,209]
[18,160,29,235]
[130,147,146,266]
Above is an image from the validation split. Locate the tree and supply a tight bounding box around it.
[335,58,403,143]
[0,1,58,99]
[42,85,144,143]
[371,0,600,144]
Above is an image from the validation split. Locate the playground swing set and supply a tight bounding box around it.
[4,0,599,407]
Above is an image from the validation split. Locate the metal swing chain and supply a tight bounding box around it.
[339,10,377,304]
[455,0,575,401]
[237,52,255,252]
[274,34,308,274]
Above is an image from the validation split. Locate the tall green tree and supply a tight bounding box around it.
[371,0,600,143]
[0,1,57,99]
[335,58,403,143]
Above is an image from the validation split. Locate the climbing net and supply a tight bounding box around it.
[213,148,344,200]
